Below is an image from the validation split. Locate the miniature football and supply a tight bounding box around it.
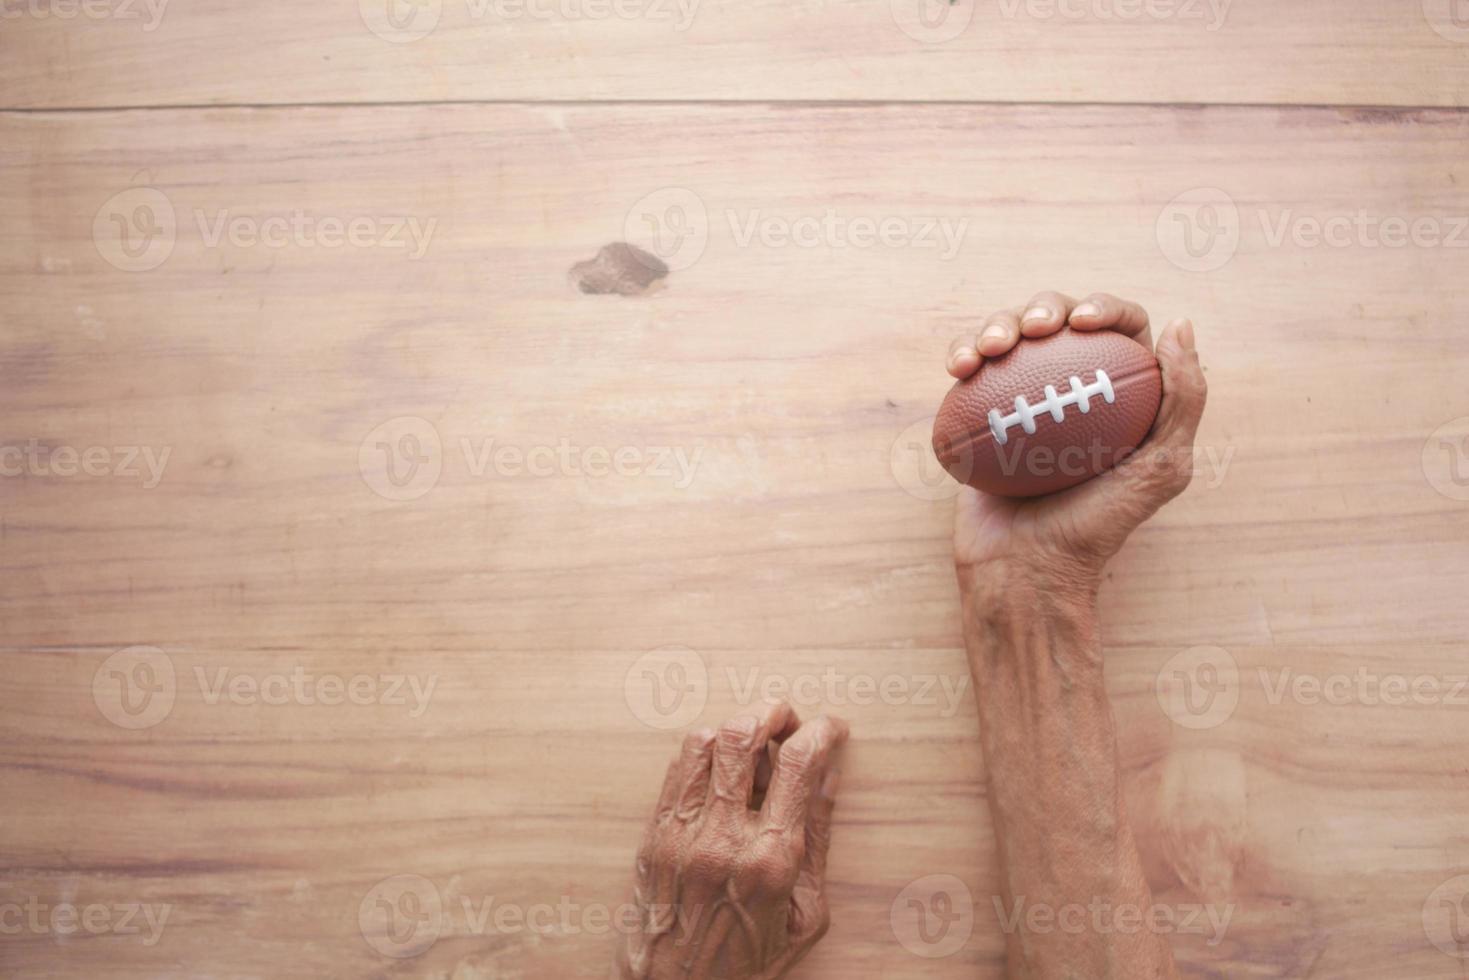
[932,329,1162,498]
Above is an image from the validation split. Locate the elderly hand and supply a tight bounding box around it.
[944,291,1208,589]
[615,703,849,980]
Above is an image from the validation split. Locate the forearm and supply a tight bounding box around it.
[960,561,1178,980]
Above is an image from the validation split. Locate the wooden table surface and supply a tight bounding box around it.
[2,3,1468,978]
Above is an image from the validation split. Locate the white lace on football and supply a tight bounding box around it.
[987,370,1116,445]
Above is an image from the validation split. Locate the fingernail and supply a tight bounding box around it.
[820,769,841,800]
[1021,306,1050,324]
[1071,302,1101,319]
[1177,319,1196,350]
[980,324,1008,344]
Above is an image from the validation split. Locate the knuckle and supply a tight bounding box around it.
[745,852,799,896]
[686,838,737,880]
[774,825,807,866]
[717,715,757,749]
[682,729,714,755]
[810,714,849,744]
[652,834,681,868]
[788,835,808,873]
[1132,446,1193,497]
[779,738,817,774]
[791,890,831,939]
[758,699,794,726]
[806,816,832,853]
[812,902,832,940]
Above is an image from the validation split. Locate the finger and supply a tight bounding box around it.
[977,308,1024,358]
[761,715,849,844]
[654,754,683,823]
[707,702,800,822]
[802,767,842,889]
[1069,292,1152,349]
[673,728,717,821]
[788,885,832,947]
[1094,318,1207,527]
[637,754,685,886]
[946,334,981,379]
[786,766,840,946]
[1019,291,1078,338]
[753,740,778,805]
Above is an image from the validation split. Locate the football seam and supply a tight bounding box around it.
[939,363,1160,462]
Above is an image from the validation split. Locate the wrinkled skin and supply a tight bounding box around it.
[613,290,1206,980]
[614,703,848,980]
[947,290,1206,980]
[945,289,1209,580]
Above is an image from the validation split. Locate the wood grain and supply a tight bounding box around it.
[3,102,1469,978]
[2,0,1468,109]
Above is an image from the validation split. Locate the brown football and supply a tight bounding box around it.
[932,329,1162,498]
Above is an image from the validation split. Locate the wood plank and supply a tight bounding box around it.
[1,0,1468,109]
[3,645,1468,977]
[3,102,1469,977]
